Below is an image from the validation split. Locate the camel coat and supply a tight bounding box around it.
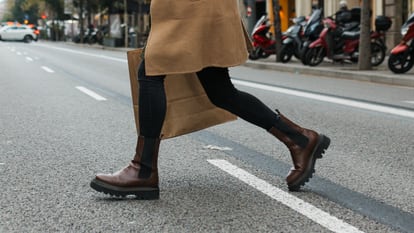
[128,0,251,139]
[144,0,251,75]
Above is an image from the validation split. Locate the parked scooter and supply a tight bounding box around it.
[279,16,307,63]
[249,14,278,60]
[300,9,324,65]
[388,13,414,73]
[73,27,100,44]
[302,15,390,66]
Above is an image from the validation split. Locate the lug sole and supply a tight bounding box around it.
[90,178,159,200]
[288,134,331,191]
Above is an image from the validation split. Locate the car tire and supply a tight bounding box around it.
[23,35,33,43]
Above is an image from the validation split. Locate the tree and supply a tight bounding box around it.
[5,0,39,23]
[358,0,372,70]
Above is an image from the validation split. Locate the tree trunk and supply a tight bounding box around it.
[273,0,282,62]
[79,0,84,43]
[357,0,371,70]
[124,0,128,48]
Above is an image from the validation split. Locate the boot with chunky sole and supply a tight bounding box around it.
[90,136,161,199]
[268,110,330,191]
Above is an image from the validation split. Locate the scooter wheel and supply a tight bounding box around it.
[300,47,310,65]
[388,53,414,74]
[305,47,325,66]
[279,44,294,63]
[248,48,261,60]
[370,43,385,66]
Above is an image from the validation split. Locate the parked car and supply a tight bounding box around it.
[0,25,38,43]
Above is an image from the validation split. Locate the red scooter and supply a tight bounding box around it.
[249,14,283,60]
[303,15,390,66]
[388,13,414,73]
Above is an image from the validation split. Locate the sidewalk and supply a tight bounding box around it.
[244,56,414,88]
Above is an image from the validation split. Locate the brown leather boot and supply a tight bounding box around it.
[268,110,330,191]
[90,136,161,199]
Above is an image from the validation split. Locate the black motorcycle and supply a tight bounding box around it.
[72,25,106,45]
[299,9,324,65]
[279,16,307,63]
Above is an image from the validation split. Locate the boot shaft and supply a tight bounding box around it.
[271,110,309,149]
[133,136,161,179]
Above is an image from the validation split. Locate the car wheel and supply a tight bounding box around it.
[23,35,33,43]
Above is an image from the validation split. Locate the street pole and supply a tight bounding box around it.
[137,0,142,47]
[247,0,256,34]
[124,0,128,48]
[273,0,282,62]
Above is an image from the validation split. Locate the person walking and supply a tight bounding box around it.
[90,0,331,200]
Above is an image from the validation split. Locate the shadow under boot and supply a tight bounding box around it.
[90,136,161,199]
[268,110,330,191]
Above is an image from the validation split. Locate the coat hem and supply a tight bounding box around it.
[145,60,248,76]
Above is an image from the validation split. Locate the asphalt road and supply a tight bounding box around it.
[1,41,413,233]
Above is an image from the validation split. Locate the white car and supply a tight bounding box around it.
[0,25,38,43]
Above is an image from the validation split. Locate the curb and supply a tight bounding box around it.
[244,60,414,88]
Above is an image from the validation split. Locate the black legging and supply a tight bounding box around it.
[138,61,279,138]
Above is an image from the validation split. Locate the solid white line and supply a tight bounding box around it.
[208,159,365,233]
[26,57,33,61]
[34,44,127,63]
[41,66,54,73]
[232,79,414,119]
[76,86,107,101]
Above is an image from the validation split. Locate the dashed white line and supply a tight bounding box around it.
[208,159,365,233]
[232,79,414,119]
[0,163,5,165]
[41,66,54,73]
[76,86,107,101]
[404,100,414,104]
[26,57,33,62]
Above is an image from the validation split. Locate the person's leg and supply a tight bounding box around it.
[90,61,166,199]
[138,61,167,137]
[196,67,330,191]
[196,67,282,130]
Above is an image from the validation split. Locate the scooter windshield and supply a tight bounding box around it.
[304,9,322,35]
[403,13,414,28]
[254,15,267,30]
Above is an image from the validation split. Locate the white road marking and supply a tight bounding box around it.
[16,52,22,55]
[208,159,365,233]
[41,66,54,73]
[0,163,5,165]
[203,145,233,151]
[76,86,107,101]
[404,100,414,104]
[26,57,33,62]
[34,44,127,63]
[232,79,414,119]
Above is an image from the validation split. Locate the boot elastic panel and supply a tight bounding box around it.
[274,118,309,148]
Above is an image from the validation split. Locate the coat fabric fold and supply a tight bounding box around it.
[144,0,251,75]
